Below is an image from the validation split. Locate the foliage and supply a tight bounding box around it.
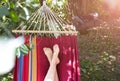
[0,0,39,80]
[79,20,120,81]
[0,72,13,81]
[0,0,40,37]
[16,43,33,58]
[46,0,69,22]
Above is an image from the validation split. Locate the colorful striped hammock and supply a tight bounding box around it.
[13,35,80,81]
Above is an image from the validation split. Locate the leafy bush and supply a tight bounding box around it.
[79,20,120,81]
[0,72,13,81]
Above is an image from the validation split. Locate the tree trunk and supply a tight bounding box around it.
[82,0,88,15]
[40,0,43,6]
[68,0,90,16]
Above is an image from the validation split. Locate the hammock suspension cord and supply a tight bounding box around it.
[12,1,78,36]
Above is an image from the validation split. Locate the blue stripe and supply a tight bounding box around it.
[18,54,23,81]
[30,35,32,81]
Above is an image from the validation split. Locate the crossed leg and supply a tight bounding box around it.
[43,44,60,81]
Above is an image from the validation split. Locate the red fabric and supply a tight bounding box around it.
[36,35,80,81]
[13,35,30,81]
[36,37,52,81]
[13,58,19,81]
[13,35,80,81]
[13,35,20,81]
[22,36,30,81]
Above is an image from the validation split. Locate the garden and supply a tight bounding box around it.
[0,0,120,81]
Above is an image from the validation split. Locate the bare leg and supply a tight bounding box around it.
[53,44,60,81]
[43,44,60,81]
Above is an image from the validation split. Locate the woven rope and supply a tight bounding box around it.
[12,1,77,36]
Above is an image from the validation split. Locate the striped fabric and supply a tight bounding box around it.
[28,35,32,81]
[22,36,30,81]
[13,35,81,81]
[32,36,37,81]
[18,54,23,81]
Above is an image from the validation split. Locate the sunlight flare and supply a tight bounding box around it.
[0,36,24,75]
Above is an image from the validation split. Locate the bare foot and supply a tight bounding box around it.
[53,44,60,56]
[55,58,60,64]
[43,47,53,63]
[43,45,60,81]
[52,44,60,64]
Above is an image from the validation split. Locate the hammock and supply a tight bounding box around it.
[12,1,78,36]
[13,1,80,81]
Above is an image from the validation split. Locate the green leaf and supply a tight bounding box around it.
[15,44,31,58]
[0,6,9,18]
[16,48,21,58]
[20,44,30,55]
[81,68,87,73]
[20,44,29,51]
[9,11,19,22]
[10,2,15,9]
[20,47,29,54]
[30,43,33,49]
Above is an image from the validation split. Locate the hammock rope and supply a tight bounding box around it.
[12,1,78,36]
[13,1,81,81]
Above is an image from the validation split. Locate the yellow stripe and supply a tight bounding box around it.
[32,36,37,81]
[28,36,31,81]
